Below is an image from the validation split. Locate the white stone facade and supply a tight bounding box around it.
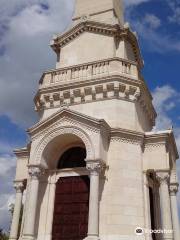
[10,1,180,240]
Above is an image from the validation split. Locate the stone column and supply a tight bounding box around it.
[9,181,24,240]
[45,173,56,240]
[143,173,152,240]
[156,172,173,240]
[85,161,103,240]
[169,183,180,240]
[23,166,43,240]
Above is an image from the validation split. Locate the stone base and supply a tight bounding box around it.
[20,235,35,240]
[84,236,100,240]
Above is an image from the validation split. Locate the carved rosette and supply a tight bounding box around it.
[28,166,43,180]
[156,172,170,185]
[14,181,24,193]
[169,183,179,196]
[86,161,105,175]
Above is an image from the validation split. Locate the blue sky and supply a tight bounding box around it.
[0,0,180,231]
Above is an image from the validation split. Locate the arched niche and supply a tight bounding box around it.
[42,133,86,169]
[32,126,95,169]
[57,147,86,169]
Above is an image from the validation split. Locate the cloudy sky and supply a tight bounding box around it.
[0,0,180,231]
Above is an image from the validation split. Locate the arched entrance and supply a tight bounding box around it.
[52,147,90,240]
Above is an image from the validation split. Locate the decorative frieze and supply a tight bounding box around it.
[36,82,140,108]
[110,128,143,146]
[110,136,141,145]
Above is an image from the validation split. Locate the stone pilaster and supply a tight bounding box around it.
[169,183,180,240]
[22,166,43,240]
[85,161,104,240]
[9,181,24,240]
[156,172,173,240]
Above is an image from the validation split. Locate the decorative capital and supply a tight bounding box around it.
[156,172,170,185]
[86,161,105,175]
[28,166,44,179]
[14,181,24,193]
[169,183,179,196]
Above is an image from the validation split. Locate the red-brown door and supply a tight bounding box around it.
[52,176,90,240]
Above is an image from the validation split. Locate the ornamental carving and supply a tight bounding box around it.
[31,116,99,140]
[156,172,170,185]
[28,166,43,180]
[144,143,165,152]
[110,136,141,145]
[14,181,24,193]
[86,161,105,174]
[169,183,179,196]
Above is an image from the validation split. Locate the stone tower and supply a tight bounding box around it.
[10,1,180,240]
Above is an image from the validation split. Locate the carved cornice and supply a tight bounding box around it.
[14,147,30,158]
[110,128,144,145]
[50,21,143,68]
[144,130,179,159]
[35,76,156,126]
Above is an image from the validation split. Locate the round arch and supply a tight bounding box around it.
[32,126,95,169]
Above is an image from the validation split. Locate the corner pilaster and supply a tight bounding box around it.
[85,161,105,240]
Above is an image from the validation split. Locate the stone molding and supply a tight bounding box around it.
[110,128,143,145]
[14,147,30,158]
[110,136,142,145]
[35,82,155,126]
[28,108,110,138]
[144,131,179,160]
[144,142,165,152]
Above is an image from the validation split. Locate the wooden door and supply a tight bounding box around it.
[52,176,90,240]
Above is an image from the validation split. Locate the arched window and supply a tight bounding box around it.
[57,147,86,169]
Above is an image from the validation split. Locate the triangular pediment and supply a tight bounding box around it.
[28,107,110,137]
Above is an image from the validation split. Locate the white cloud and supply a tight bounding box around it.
[124,0,150,7]
[144,14,161,29]
[0,0,75,127]
[0,1,75,229]
[0,154,16,230]
[153,85,180,218]
[129,16,180,53]
[125,0,180,53]
[152,85,178,130]
[0,155,16,178]
[166,0,180,24]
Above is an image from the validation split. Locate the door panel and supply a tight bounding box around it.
[52,176,90,240]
